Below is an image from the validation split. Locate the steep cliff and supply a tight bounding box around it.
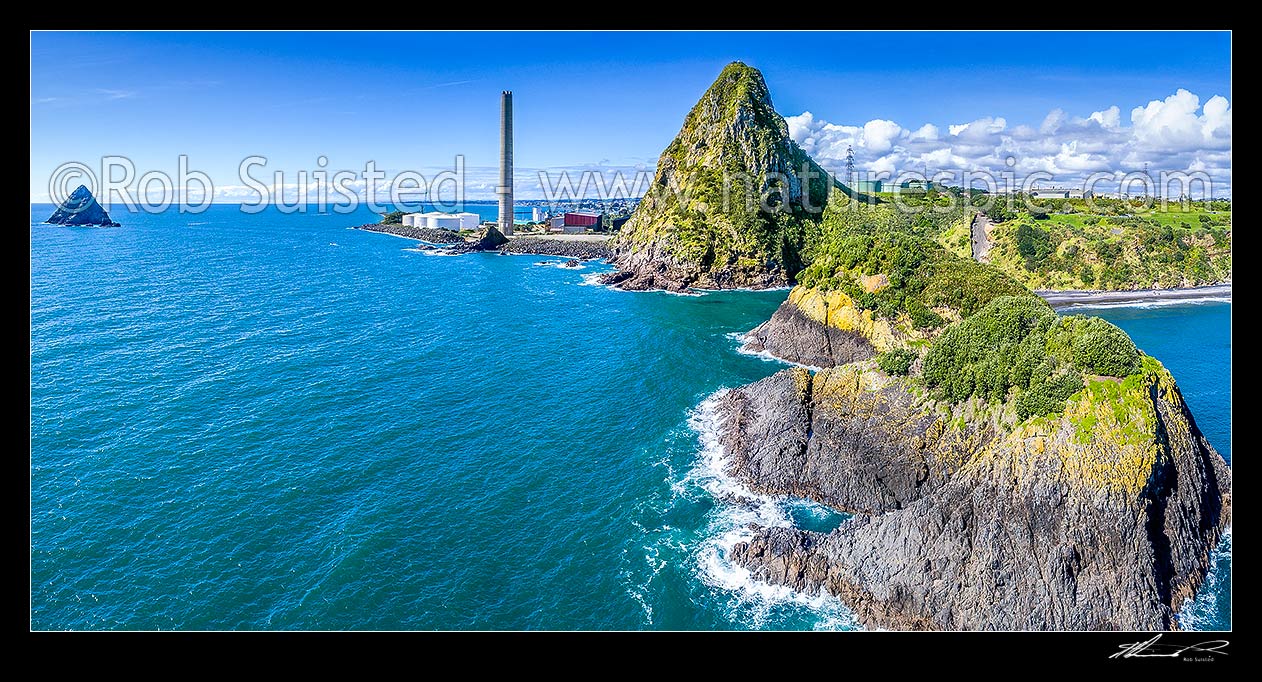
[719,286,1231,631]
[725,360,1229,630]
[716,366,996,515]
[602,62,837,292]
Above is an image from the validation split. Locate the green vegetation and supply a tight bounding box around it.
[380,210,407,225]
[1046,315,1142,377]
[618,62,833,281]
[921,296,1143,419]
[797,198,1028,324]
[964,196,1232,290]
[876,349,916,375]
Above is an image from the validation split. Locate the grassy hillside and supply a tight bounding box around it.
[960,198,1232,290]
[797,196,1029,328]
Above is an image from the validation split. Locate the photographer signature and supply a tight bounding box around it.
[1111,634,1229,659]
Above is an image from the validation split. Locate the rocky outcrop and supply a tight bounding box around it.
[432,226,512,254]
[716,366,992,514]
[724,364,1231,630]
[45,185,120,227]
[603,62,837,292]
[474,225,509,250]
[741,286,917,367]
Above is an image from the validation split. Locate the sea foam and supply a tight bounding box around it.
[1177,528,1232,631]
[682,392,860,630]
[727,332,828,373]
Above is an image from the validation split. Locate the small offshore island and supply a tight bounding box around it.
[43,185,120,227]
[360,62,1231,630]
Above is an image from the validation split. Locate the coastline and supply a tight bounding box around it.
[355,222,614,259]
[1036,283,1231,309]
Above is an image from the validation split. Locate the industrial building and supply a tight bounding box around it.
[854,180,883,194]
[546,211,603,234]
[402,212,481,230]
[562,211,601,233]
[1030,187,1092,199]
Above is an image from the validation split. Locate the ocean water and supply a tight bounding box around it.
[30,205,1231,630]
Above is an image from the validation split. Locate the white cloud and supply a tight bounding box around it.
[1040,109,1067,134]
[1089,105,1121,129]
[785,88,1231,196]
[909,123,938,141]
[861,119,902,153]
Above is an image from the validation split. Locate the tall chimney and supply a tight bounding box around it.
[498,90,514,236]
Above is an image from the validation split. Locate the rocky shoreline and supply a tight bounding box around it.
[353,223,465,244]
[600,243,791,292]
[499,238,611,260]
[357,223,613,260]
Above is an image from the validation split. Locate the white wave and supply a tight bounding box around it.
[683,393,860,630]
[575,272,703,296]
[1055,296,1231,311]
[727,332,828,372]
[532,260,586,271]
[691,285,794,293]
[1178,527,1232,631]
[653,288,705,297]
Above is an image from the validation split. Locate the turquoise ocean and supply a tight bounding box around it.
[30,205,1230,630]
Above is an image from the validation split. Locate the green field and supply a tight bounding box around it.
[938,197,1232,291]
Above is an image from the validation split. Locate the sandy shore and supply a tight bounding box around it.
[1036,283,1232,308]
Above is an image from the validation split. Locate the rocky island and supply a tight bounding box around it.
[45,185,120,227]
[611,62,1231,630]
[601,62,839,292]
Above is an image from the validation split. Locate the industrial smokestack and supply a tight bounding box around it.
[498,90,514,236]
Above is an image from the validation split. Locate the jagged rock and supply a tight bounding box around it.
[475,225,509,250]
[724,364,1231,630]
[45,185,120,227]
[741,286,922,367]
[716,366,991,515]
[743,296,875,368]
[603,62,838,291]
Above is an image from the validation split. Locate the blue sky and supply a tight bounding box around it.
[30,31,1232,201]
